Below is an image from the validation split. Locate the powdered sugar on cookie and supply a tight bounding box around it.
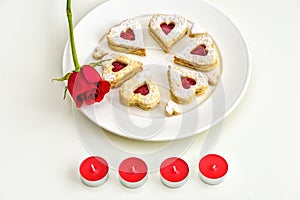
[119,70,160,110]
[174,33,218,71]
[168,65,208,104]
[101,54,143,88]
[149,14,188,52]
[107,18,146,56]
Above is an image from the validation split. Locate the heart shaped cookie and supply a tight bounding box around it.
[174,33,218,71]
[101,54,143,88]
[148,14,188,53]
[119,71,160,110]
[168,65,208,104]
[107,18,146,56]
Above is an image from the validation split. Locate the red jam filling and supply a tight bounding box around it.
[134,84,149,96]
[160,23,175,35]
[181,77,196,89]
[191,45,208,56]
[112,61,128,72]
[120,29,135,41]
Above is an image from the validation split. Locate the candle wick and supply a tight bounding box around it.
[91,164,96,173]
[131,166,136,173]
[211,164,217,171]
[172,165,178,174]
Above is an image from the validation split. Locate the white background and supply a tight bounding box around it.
[0,0,299,199]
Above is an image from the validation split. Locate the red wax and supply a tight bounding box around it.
[199,154,228,179]
[160,157,189,182]
[79,156,109,181]
[119,157,148,183]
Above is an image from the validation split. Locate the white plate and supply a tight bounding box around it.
[62,0,251,141]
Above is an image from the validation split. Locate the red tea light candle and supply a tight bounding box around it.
[119,157,148,188]
[198,154,228,185]
[160,157,189,188]
[79,156,109,187]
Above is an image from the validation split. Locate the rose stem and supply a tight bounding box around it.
[66,0,81,72]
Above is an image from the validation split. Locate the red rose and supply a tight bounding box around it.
[67,65,110,108]
[54,0,111,108]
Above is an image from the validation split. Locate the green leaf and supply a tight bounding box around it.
[52,72,72,82]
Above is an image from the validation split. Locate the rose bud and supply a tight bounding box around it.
[67,65,110,108]
[53,0,111,108]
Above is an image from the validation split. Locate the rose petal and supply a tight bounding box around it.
[67,72,79,97]
[98,80,111,95]
[70,72,97,97]
[91,81,110,103]
[81,65,102,83]
[94,89,104,103]
[68,71,97,107]
[84,89,98,105]
[75,94,84,108]
[67,67,110,107]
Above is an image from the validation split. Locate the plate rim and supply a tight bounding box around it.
[62,0,251,141]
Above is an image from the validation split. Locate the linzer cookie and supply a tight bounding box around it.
[174,33,218,71]
[101,54,143,88]
[107,18,146,56]
[119,71,160,110]
[168,65,208,104]
[148,14,188,53]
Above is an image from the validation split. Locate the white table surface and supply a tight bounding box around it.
[0,0,299,199]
